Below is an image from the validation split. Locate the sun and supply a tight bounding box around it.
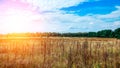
[0,0,49,34]
[0,0,44,34]
[3,8,35,33]
[1,8,44,34]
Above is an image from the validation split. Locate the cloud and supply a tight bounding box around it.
[25,0,87,10]
[110,21,120,29]
[0,0,120,33]
[38,6,120,32]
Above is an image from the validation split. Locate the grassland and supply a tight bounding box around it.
[0,37,120,68]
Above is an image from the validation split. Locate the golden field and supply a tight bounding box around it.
[0,37,120,68]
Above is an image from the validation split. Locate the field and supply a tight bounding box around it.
[0,37,120,68]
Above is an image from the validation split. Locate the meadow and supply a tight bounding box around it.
[0,37,120,68]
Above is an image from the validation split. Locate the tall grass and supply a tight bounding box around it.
[0,37,120,68]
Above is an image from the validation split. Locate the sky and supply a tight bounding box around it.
[0,0,120,33]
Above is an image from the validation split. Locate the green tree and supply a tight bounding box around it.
[88,32,97,37]
[114,28,120,39]
[97,30,113,38]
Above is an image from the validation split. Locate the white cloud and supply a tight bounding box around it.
[37,12,100,32]
[113,21,120,26]
[0,0,120,33]
[19,0,87,11]
[37,6,120,32]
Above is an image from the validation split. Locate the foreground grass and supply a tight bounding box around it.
[0,37,120,68]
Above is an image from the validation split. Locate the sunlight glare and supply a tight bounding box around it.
[3,8,36,33]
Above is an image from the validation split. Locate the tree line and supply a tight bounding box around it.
[0,28,120,39]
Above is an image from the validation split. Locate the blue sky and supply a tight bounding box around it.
[61,0,120,15]
[0,0,120,33]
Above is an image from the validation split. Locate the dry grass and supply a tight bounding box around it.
[0,37,120,68]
